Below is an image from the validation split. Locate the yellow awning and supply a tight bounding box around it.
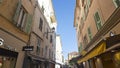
[77,42,106,64]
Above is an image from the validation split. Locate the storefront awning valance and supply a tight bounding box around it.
[77,42,106,64]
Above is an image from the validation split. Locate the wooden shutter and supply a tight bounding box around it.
[24,14,33,34]
[0,0,3,3]
[113,0,120,8]
[87,0,91,7]
[88,27,92,40]
[94,12,102,30]
[13,1,21,24]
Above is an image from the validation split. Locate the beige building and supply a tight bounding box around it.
[74,0,120,68]
[0,0,35,68]
[22,1,56,68]
[68,52,78,68]
[68,51,78,61]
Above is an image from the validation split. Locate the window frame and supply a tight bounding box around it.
[83,35,88,48]
[94,11,102,30]
[113,0,120,8]
[17,7,27,29]
[50,35,53,43]
[39,18,43,31]
[79,43,83,53]
[46,29,49,39]
[0,0,2,3]
[36,38,41,55]
[88,27,93,41]
[13,1,33,34]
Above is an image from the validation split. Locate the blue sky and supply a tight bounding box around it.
[52,0,78,59]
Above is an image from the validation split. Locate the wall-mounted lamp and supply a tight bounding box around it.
[44,27,55,36]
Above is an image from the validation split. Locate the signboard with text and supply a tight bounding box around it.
[0,38,4,46]
[22,46,34,51]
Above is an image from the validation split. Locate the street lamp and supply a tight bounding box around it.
[44,27,55,36]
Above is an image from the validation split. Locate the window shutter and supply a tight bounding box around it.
[88,27,92,40]
[0,0,3,3]
[13,1,21,24]
[87,0,91,7]
[79,43,82,53]
[24,14,33,34]
[113,0,120,8]
[94,12,102,30]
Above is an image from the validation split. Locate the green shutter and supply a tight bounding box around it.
[113,0,120,8]
[87,0,91,7]
[88,27,92,40]
[24,14,33,34]
[94,11,102,30]
[13,1,21,24]
[0,0,2,3]
[79,43,82,53]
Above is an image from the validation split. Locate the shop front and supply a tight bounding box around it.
[77,34,120,68]
[0,48,18,68]
[22,53,46,68]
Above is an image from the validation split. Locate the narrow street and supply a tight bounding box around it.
[0,0,120,68]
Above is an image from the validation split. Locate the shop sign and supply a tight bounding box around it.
[0,38,4,46]
[22,46,34,51]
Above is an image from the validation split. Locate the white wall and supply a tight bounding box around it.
[38,0,57,31]
[55,35,63,68]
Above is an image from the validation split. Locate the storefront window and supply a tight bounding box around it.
[0,56,16,68]
[113,51,120,68]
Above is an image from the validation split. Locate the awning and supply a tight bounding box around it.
[77,41,106,64]
[27,54,45,62]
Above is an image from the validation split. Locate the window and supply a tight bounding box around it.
[41,6,44,13]
[87,0,93,8]
[45,46,48,57]
[36,38,41,55]
[50,35,52,43]
[88,27,92,40]
[78,25,81,40]
[82,0,84,6]
[79,43,82,53]
[41,48,43,56]
[84,5,88,19]
[0,0,2,3]
[46,29,48,39]
[17,7,27,28]
[39,18,43,31]
[81,17,84,25]
[113,0,120,8]
[49,49,51,59]
[13,1,32,34]
[83,35,88,48]
[94,11,102,30]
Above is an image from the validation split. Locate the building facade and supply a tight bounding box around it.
[55,35,63,68]
[0,0,35,68]
[38,0,57,31]
[68,51,78,68]
[23,0,57,68]
[74,0,120,68]
[68,52,78,61]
